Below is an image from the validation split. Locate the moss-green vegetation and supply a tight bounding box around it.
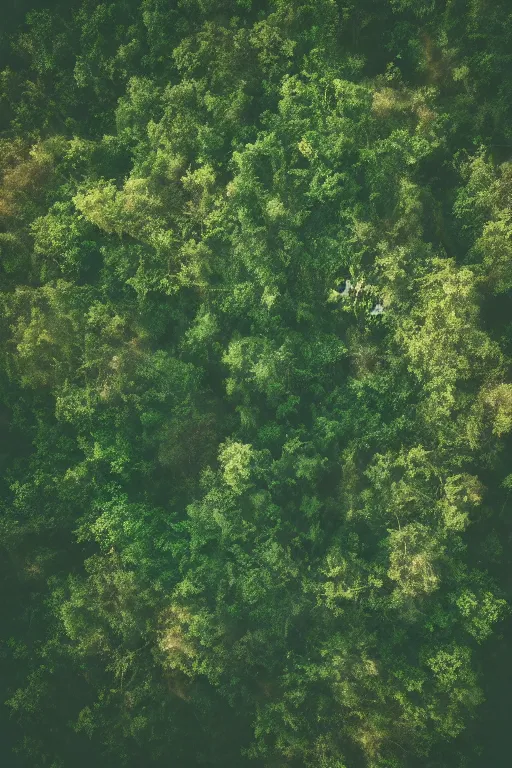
[1,1,512,766]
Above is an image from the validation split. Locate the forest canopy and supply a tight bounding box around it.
[1,1,512,767]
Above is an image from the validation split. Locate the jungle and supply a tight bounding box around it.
[1,1,512,767]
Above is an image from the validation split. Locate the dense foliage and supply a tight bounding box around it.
[1,1,512,766]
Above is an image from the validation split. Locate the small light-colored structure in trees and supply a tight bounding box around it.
[336,279,352,297]
[370,303,385,315]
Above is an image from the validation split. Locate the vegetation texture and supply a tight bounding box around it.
[1,1,512,766]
